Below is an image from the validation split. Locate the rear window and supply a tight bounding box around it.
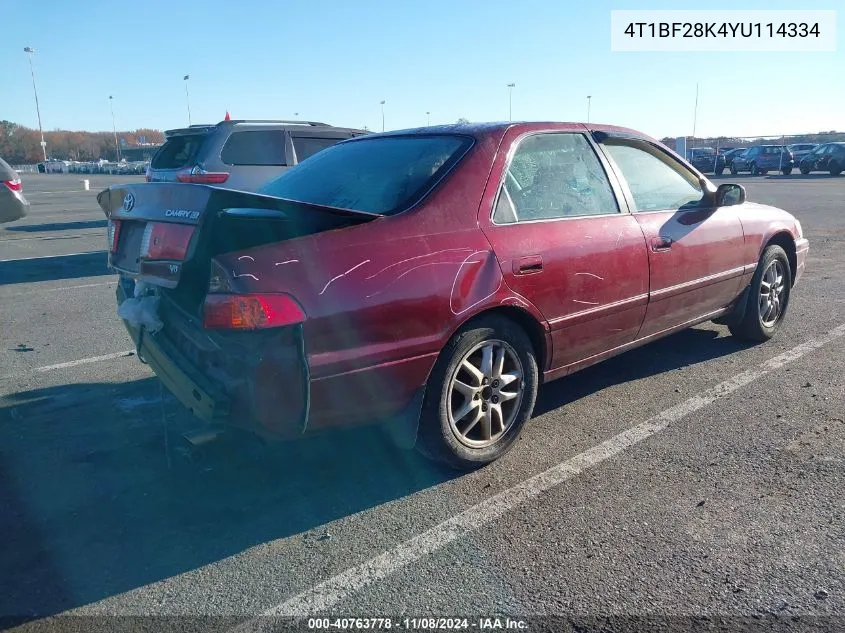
[761,146,787,154]
[292,136,348,162]
[151,134,206,169]
[221,130,287,166]
[259,135,474,215]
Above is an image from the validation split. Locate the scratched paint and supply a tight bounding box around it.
[319,260,370,295]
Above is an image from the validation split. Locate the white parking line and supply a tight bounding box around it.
[0,250,102,262]
[0,281,115,299]
[238,323,845,624]
[32,351,135,373]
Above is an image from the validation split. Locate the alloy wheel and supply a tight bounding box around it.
[447,340,524,448]
[759,259,786,327]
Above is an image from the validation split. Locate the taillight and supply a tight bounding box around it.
[140,222,195,260]
[108,219,122,253]
[203,294,306,330]
[176,166,229,184]
[3,178,22,192]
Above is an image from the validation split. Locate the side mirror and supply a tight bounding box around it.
[716,183,746,207]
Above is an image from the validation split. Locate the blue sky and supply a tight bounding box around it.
[1,0,842,139]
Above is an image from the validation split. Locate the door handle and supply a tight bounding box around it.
[651,236,673,252]
[513,255,543,275]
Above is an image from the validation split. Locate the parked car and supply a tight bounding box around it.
[686,147,724,174]
[720,147,747,171]
[798,142,845,176]
[787,143,818,164]
[0,157,29,223]
[100,122,809,469]
[730,145,794,175]
[146,119,367,191]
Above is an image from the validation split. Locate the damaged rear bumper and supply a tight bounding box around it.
[116,279,310,439]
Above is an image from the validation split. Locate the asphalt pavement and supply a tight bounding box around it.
[1,173,843,632]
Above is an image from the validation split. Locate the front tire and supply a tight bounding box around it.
[751,163,760,176]
[416,315,539,469]
[830,161,842,176]
[781,167,792,176]
[730,163,738,175]
[728,245,792,343]
[800,165,811,175]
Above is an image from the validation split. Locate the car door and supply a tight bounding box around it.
[596,135,747,339]
[479,129,650,371]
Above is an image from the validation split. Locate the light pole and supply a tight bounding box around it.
[426,111,431,127]
[109,96,121,162]
[380,100,386,132]
[23,47,47,162]
[506,83,515,121]
[587,95,592,123]
[183,74,192,126]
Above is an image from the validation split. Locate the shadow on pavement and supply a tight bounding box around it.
[5,220,108,233]
[0,326,751,620]
[0,251,112,285]
[0,376,452,620]
[534,327,750,416]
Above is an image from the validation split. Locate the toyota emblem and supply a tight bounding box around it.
[122,192,135,212]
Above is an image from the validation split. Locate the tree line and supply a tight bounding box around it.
[0,121,165,165]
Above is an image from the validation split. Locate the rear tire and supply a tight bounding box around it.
[730,163,738,175]
[416,315,539,470]
[750,163,760,176]
[728,245,792,343]
[781,167,792,176]
[716,167,724,175]
[830,161,842,176]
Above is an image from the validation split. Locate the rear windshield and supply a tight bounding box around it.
[761,146,787,154]
[259,135,474,215]
[151,133,206,169]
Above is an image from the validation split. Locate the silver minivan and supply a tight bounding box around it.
[0,157,29,224]
[146,120,367,192]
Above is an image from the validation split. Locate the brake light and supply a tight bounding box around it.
[140,222,195,260]
[203,294,306,330]
[108,219,122,253]
[176,166,229,184]
[3,178,22,192]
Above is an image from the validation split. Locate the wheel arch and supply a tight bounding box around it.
[763,231,797,286]
[447,305,550,380]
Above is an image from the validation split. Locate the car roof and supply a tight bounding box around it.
[164,120,366,136]
[344,121,665,146]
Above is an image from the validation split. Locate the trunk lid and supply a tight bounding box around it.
[98,182,380,291]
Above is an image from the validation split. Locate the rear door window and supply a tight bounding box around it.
[291,136,348,162]
[221,131,287,166]
[151,134,206,169]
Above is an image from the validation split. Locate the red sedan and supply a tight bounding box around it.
[100,122,809,469]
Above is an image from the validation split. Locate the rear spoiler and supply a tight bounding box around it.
[98,182,381,229]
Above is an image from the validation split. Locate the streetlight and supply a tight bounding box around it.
[426,111,431,127]
[109,96,121,162]
[380,100,386,132]
[183,74,192,126]
[506,83,516,121]
[586,95,592,123]
[23,47,47,162]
